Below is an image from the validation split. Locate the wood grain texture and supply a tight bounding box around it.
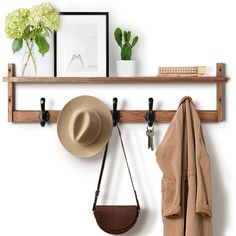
[7,64,15,122]
[216,63,225,121]
[12,110,218,123]
[8,83,14,122]
[8,63,15,77]
[3,76,228,83]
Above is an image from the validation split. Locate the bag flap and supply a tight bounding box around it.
[94,205,139,234]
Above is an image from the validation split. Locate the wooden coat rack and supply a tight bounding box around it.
[3,63,228,124]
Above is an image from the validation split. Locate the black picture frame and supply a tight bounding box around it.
[54,12,109,77]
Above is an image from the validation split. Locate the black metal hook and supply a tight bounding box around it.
[39,97,50,127]
[145,98,156,127]
[112,97,120,127]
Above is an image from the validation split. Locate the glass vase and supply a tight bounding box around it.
[22,40,37,77]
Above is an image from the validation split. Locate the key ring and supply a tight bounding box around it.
[146,124,154,131]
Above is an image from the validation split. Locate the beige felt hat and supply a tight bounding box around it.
[57,96,113,157]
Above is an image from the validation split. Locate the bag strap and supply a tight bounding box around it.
[93,124,140,211]
[92,142,109,212]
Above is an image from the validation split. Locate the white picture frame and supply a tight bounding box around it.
[54,12,109,77]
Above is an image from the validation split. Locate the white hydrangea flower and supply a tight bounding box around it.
[29,2,59,31]
[5,8,30,39]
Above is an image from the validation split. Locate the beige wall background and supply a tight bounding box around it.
[0,0,235,235]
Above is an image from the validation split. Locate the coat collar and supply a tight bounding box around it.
[178,96,196,107]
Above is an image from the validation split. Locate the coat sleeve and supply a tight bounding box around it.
[156,108,184,217]
[195,121,212,218]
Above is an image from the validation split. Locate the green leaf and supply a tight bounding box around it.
[132,36,138,48]
[114,27,122,47]
[127,31,131,42]
[12,38,23,53]
[35,35,50,57]
[124,31,128,42]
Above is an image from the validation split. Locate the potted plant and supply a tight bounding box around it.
[114,27,138,77]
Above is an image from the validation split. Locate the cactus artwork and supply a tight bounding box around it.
[114,27,138,60]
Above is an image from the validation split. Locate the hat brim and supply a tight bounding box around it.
[57,96,113,157]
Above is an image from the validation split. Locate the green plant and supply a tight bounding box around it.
[114,27,138,60]
[5,2,60,76]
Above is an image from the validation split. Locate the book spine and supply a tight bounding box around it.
[158,66,205,75]
[159,74,198,77]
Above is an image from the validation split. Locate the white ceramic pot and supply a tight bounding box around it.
[116,60,136,77]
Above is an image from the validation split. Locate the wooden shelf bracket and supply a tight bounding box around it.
[216,63,225,121]
[7,64,15,122]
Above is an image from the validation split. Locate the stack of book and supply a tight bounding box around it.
[158,66,206,77]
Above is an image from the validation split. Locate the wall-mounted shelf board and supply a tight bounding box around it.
[3,63,228,123]
[3,76,227,83]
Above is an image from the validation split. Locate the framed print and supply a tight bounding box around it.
[54,12,109,77]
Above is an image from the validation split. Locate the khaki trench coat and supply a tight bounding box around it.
[156,97,212,236]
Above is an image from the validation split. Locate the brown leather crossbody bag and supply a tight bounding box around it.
[92,124,140,235]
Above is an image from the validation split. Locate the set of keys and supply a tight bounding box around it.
[145,97,156,151]
[146,125,154,151]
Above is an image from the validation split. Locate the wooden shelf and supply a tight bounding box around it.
[3,76,228,83]
[3,63,228,123]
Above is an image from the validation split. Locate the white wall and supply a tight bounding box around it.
[0,0,235,235]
